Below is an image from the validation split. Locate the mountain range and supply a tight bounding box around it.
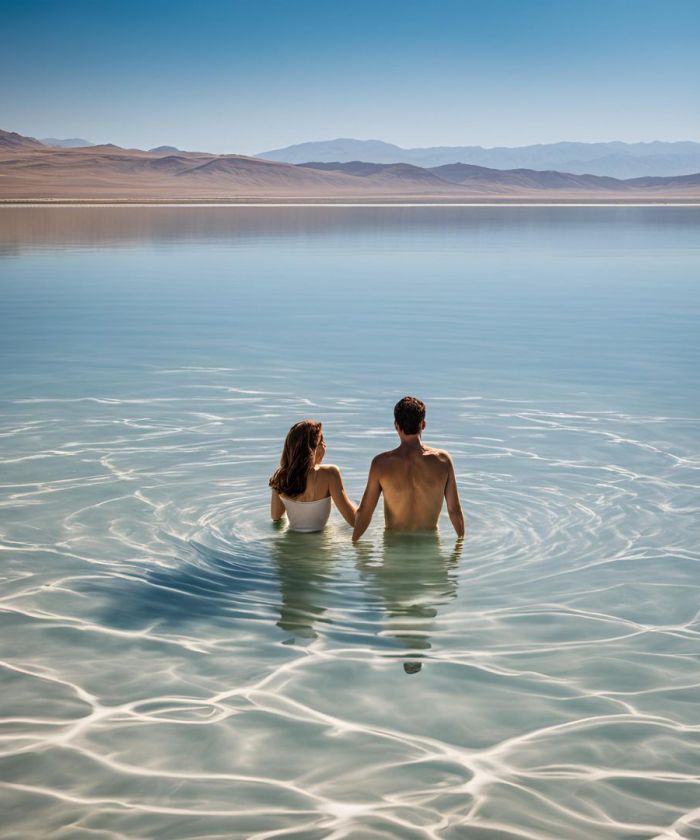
[1,129,698,202]
[259,139,700,179]
[299,160,700,192]
[5,130,700,178]
[41,137,94,148]
[40,137,184,154]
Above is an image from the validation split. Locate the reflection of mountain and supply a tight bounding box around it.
[355,533,461,673]
[1,129,699,201]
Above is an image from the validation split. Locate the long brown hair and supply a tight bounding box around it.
[269,420,322,498]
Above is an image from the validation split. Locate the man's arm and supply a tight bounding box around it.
[352,458,382,542]
[444,454,465,538]
[270,488,286,521]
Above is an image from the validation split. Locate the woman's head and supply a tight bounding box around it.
[269,420,324,497]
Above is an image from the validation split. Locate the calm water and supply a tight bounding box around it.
[1,206,699,839]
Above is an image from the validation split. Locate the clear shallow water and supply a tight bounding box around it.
[1,206,699,839]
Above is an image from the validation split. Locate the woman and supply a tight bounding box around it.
[270,420,356,532]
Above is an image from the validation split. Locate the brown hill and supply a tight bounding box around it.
[299,160,700,199]
[298,160,456,185]
[0,144,380,200]
[625,173,700,188]
[0,129,698,201]
[0,129,45,149]
[427,163,623,191]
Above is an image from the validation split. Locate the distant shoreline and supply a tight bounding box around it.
[2,200,700,208]
[3,135,698,204]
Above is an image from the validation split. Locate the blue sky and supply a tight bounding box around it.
[2,0,699,154]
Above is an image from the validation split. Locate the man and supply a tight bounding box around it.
[352,396,465,542]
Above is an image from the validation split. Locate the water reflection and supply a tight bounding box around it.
[267,527,462,663]
[3,206,698,253]
[270,526,340,642]
[355,532,461,673]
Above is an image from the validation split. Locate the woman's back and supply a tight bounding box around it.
[281,495,332,533]
[280,467,332,532]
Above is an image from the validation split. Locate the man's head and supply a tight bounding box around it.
[394,396,426,437]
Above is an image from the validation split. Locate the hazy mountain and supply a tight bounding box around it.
[260,139,404,165]
[149,145,180,153]
[41,137,94,148]
[261,139,700,178]
[1,129,698,201]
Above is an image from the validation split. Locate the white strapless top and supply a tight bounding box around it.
[281,495,332,533]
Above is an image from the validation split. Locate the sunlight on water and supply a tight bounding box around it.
[1,207,699,838]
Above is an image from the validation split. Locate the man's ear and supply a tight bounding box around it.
[422,420,426,430]
[394,420,400,432]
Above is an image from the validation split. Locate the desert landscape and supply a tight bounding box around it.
[1,129,698,202]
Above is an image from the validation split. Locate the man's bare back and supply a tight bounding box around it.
[352,397,465,541]
[374,443,452,530]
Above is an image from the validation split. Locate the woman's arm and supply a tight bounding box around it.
[270,488,286,521]
[326,466,357,527]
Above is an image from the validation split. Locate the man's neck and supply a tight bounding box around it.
[397,434,423,451]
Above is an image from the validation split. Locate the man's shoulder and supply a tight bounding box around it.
[371,446,453,465]
[370,450,398,469]
[424,446,453,465]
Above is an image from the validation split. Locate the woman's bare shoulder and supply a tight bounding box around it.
[318,464,342,475]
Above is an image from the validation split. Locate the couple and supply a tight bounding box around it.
[270,396,465,541]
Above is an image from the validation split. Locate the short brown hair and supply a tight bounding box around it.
[394,396,426,435]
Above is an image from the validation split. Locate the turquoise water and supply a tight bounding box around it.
[1,206,699,838]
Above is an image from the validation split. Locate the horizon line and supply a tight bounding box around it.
[4,202,700,209]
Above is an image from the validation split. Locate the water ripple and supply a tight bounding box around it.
[1,380,699,838]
